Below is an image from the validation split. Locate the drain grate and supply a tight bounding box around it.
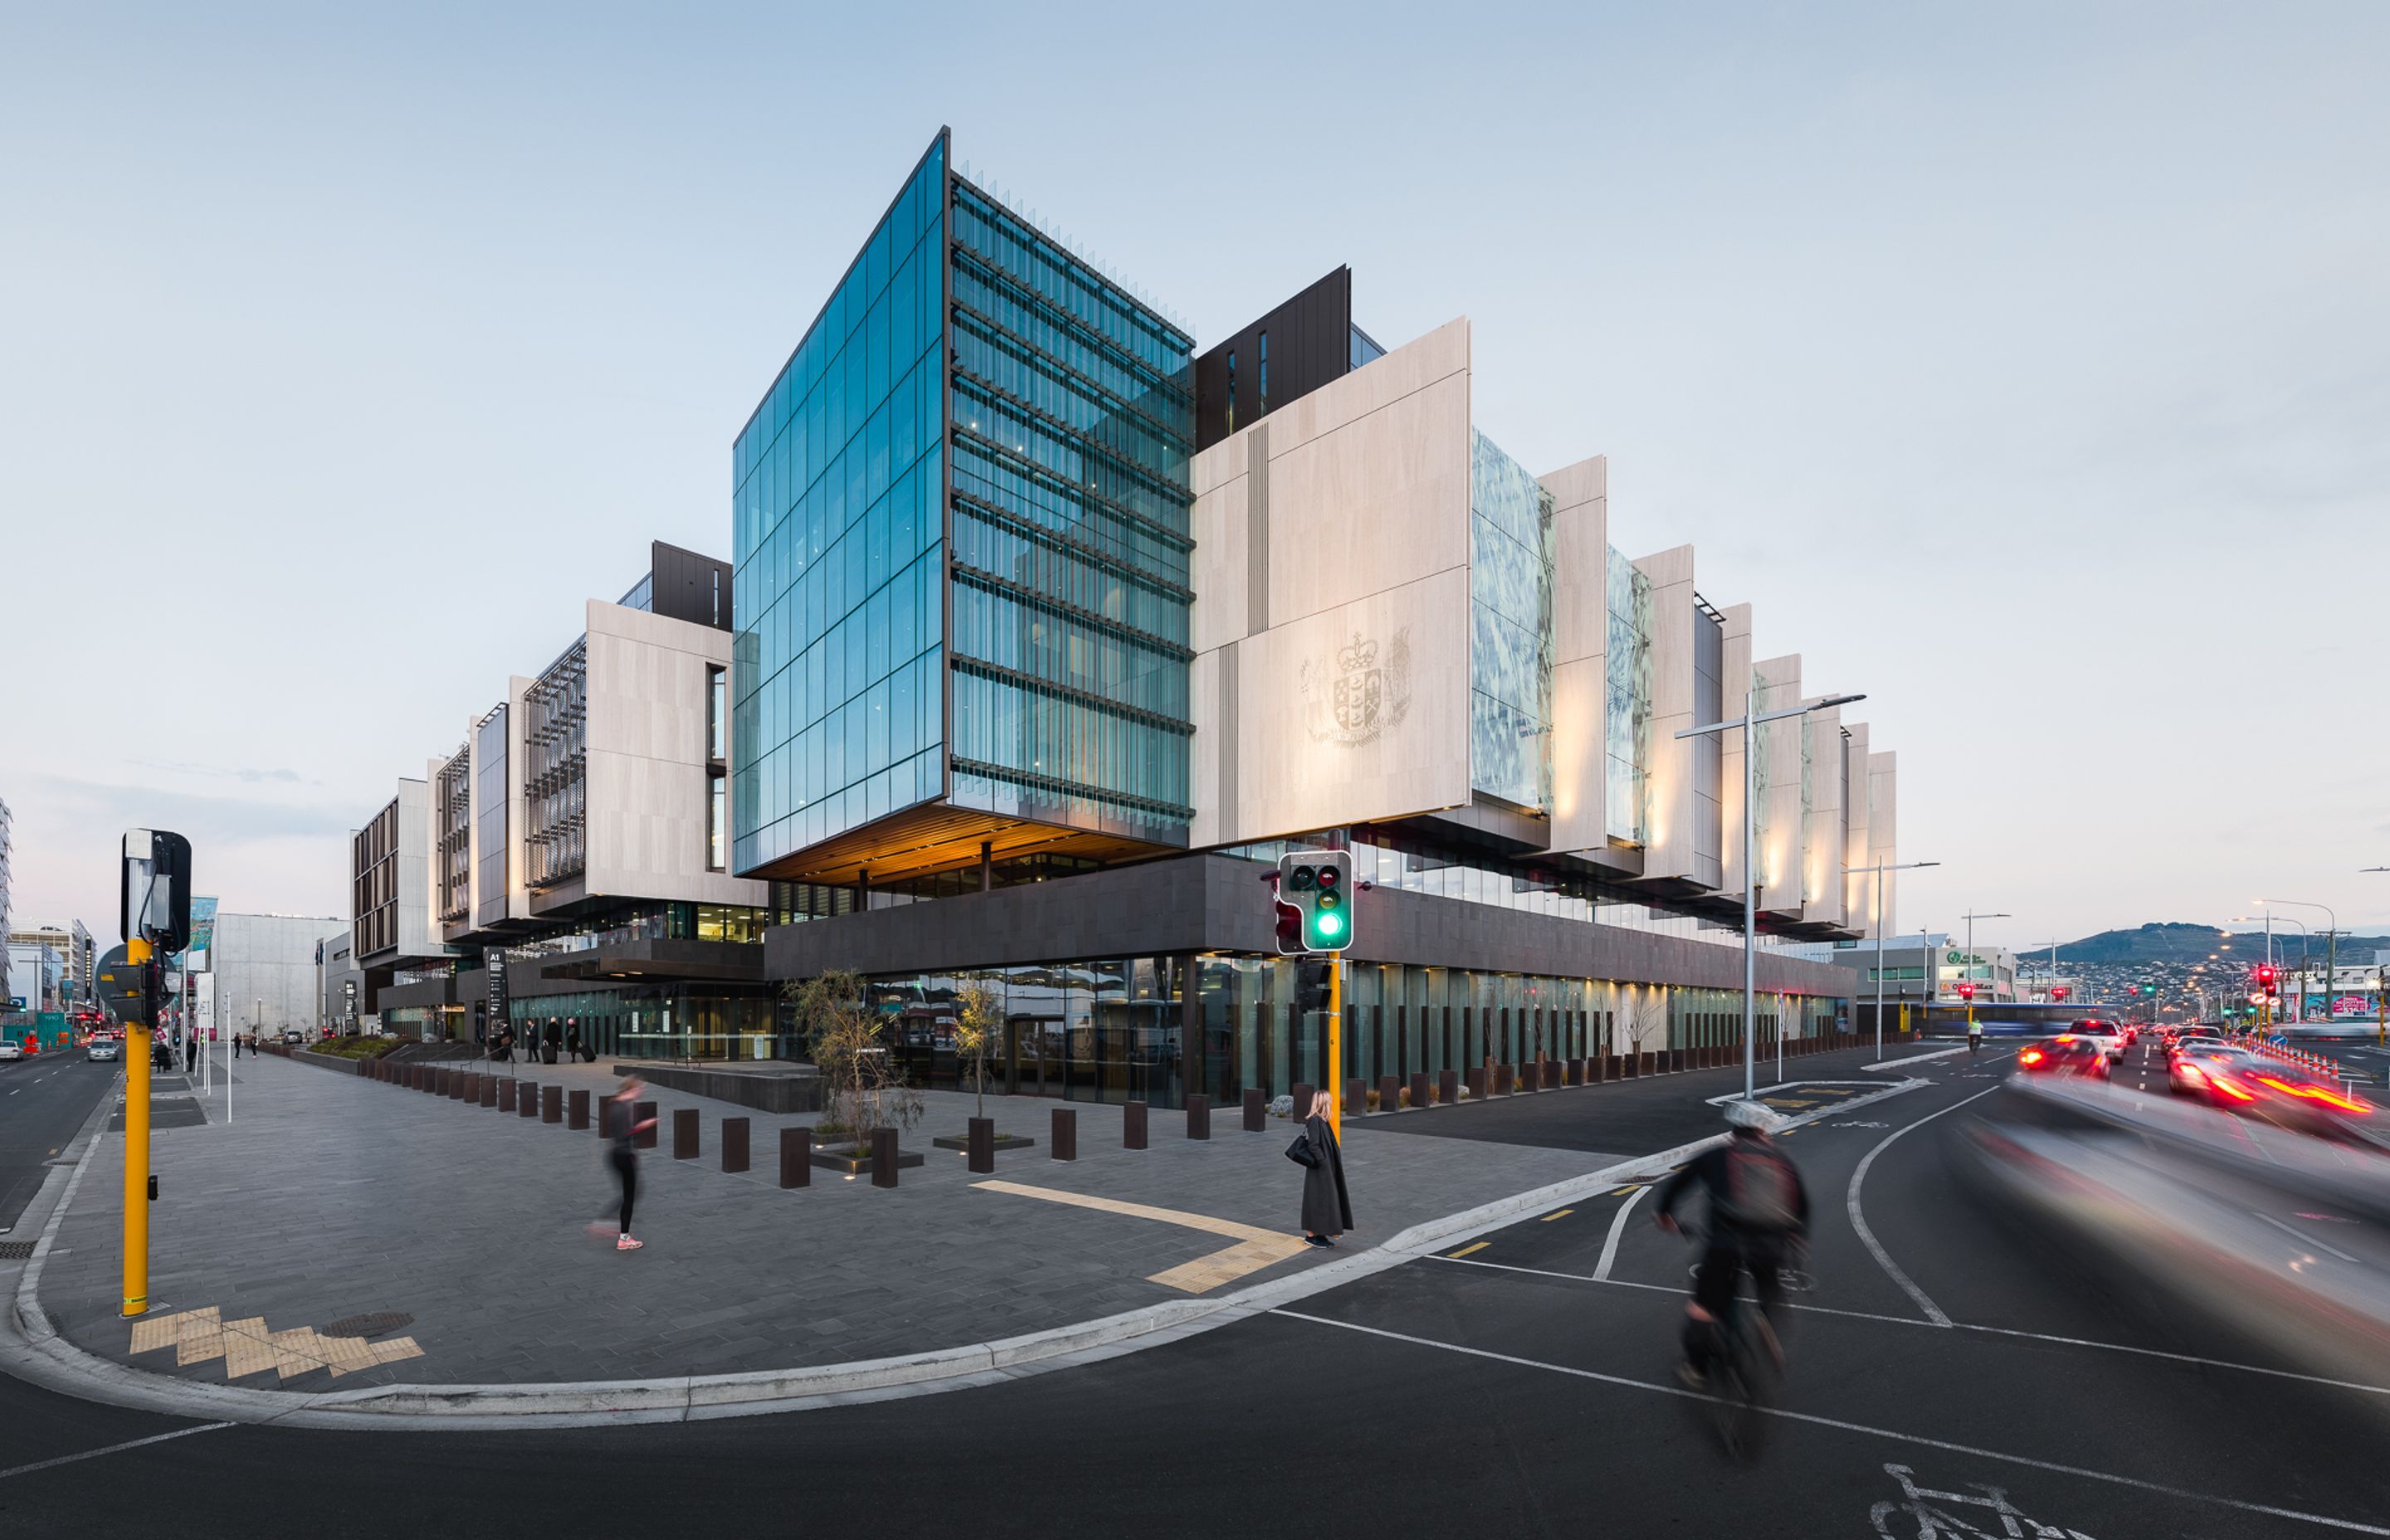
[0,1242,36,1260]
[319,1311,413,1338]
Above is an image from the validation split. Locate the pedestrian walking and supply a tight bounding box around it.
[542,1018,562,1065]
[593,1078,656,1252]
[1290,1089,1354,1248]
[564,1022,583,1062]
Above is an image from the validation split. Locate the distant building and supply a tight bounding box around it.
[210,913,347,1035]
[5,938,63,1013]
[316,931,364,1034]
[10,921,95,1005]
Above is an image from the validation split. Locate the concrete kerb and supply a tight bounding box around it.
[1861,1045,1970,1072]
[3,1067,1931,1430]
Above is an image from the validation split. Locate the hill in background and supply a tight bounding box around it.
[2052,922,2390,964]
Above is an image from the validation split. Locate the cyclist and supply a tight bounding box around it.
[1968,1018,1983,1054]
[1655,1100,1810,1389]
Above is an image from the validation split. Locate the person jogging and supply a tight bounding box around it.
[598,1078,656,1252]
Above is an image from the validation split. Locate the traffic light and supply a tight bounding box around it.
[1958,982,1975,1001]
[1277,850,1354,953]
[2256,965,2279,994]
[2051,987,2068,1002]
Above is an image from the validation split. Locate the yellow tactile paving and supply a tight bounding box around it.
[129,1307,422,1380]
[971,1179,1314,1294]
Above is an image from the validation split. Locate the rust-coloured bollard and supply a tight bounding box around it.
[722,1116,749,1173]
[541,1084,563,1123]
[1494,1064,1514,1096]
[1378,1075,1399,1113]
[480,1076,498,1108]
[635,1101,657,1150]
[1344,1077,1367,1115]
[1051,1107,1076,1162]
[1186,1094,1210,1140]
[1439,1069,1459,1106]
[1464,1066,1485,1100]
[871,1127,899,1188]
[781,1126,812,1187]
[1292,1083,1314,1119]
[967,1116,994,1174]
[499,1079,518,1113]
[568,1089,590,1131]
[1410,1071,1430,1109]
[1242,1088,1266,1132]
[1124,1100,1148,1149]
[673,1107,698,1160]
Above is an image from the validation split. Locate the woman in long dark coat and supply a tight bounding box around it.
[1300,1090,1354,1247]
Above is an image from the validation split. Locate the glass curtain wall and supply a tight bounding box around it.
[1469,431,1555,811]
[1604,548,1652,844]
[946,173,1197,842]
[730,136,949,875]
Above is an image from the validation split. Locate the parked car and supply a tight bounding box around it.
[87,1039,120,1063]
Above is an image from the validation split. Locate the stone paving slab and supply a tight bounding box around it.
[38,1055,1612,1389]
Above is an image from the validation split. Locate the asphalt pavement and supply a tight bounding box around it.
[4,1044,2386,1538]
[0,1050,118,1235]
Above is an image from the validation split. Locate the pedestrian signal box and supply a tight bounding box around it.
[1277,851,1354,954]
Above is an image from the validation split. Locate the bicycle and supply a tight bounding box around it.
[1675,1228,1797,1462]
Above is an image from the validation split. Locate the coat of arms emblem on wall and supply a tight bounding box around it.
[1301,629,1412,745]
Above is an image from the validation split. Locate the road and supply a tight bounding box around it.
[0,1049,119,1235]
[3,1048,2387,1537]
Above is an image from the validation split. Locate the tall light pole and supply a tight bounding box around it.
[1960,910,2009,1038]
[1861,860,1939,1063]
[2232,914,2305,1023]
[2259,899,2337,1030]
[1676,686,1866,1101]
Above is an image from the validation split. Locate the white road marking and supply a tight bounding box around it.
[1423,1252,2390,1398]
[0,1422,236,1482]
[2251,1211,2363,1264]
[1593,1186,1650,1281]
[1846,1086,2001,1326]
[1271,1309,2390,1536]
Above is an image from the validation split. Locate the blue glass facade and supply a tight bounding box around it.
[731,138,949,876]
[946,178,1196,841]
[1469,430,1555,812]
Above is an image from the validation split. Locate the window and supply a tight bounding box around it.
[1257,329,1268,413]
[711,568,721,626]
[1225,349,1235,434]
[707,665,726,762]
[709,772,727,871]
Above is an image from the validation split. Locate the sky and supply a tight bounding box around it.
[3,1,2386,958]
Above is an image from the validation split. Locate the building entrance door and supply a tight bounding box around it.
[1006,1016,1065,1097]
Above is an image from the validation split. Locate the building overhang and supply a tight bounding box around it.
[534,938,764,985]
[737,799,1182,889]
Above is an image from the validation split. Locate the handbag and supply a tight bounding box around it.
[1285,1131,1320,1168]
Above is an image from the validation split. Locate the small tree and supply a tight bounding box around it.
[952,978,1003,1120]
[787,969,923,1155]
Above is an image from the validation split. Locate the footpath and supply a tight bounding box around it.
[4,1038,1954,1427]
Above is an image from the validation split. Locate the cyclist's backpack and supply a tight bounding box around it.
[1715,1145,1801,1234]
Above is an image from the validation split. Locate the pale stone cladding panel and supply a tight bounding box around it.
[1868,750,1899,940]
[1753,653,1804,921]
[1633,545,1699,880]
[582,601,770,909]
[1188,319,1475,848]
[1800,705,1846,926]
[1541,456,1608,855]
[1841,722,1874,932]
[1717,604,1753,895]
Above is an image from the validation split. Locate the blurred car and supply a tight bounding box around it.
[87,1039,120,1062]
[2170,1047,2374,1132]
[2017,1035,2110,1079]
[2069,1019,2128,1063]
[0,1040,21,1063]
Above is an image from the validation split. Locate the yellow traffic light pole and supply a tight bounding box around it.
[121,938,152,1318]
[1327,955,1342,1143]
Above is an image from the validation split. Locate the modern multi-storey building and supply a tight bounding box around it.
[9,921,93,1006]
[370,541,791,1055]
[729,130,1904,1109]
[209,912,348,1036]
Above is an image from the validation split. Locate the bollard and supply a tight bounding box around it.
[480,1077,497,1109]
[1546,1060,1561,1089]
[1494,1064,1514,1096]
[635,1101,658,1150]
[499,1079,518,1113]
[967,1117,994,1174]
[1051,1107,1076,1162]
[1124,1100,1149,1149]
[1344,1077,1367,1114]
[1378,1075,1400,1114]
[1242,1088,1266,1132]
[871,1127,899,1188]
[1566,1058,1583,1086]
[521,1082,540,1118]
[1292,1083,1314,1119]
[673,1108,699,1160]
[428,1068,444,1096]
[1439,1069,1459,1107]
[1411,1071,1430,1109]
[541,1084,563,1123]
[1464,1066,1485,1100]
[568,1089,590,1131]
[1186,1094,1210,1141]
[450,1071,466,1101]
[781,1126,812,1187]
[722,1116,749,1173]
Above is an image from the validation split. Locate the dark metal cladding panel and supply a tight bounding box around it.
[1193,266,1354,452]
[648,540,734,631]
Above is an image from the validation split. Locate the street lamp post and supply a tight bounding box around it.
[1675,686,1866,1102]
[2259,899,2338,1031]
[1959,910,2009,1039]
[1861,860,1939,1064]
